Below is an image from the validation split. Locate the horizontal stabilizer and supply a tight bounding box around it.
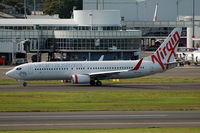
[163,61,177,65]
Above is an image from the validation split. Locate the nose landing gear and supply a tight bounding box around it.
[23,82,27,87]
[17,80,27,87]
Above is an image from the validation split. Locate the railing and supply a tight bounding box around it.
[54,30,142,39]
[0,30,142,39]
[0,30,54,38]
[122,21,200,27]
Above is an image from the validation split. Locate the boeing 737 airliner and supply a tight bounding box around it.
[6,28,182,86]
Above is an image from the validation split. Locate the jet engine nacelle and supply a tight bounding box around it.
[193,54,200,65]
[71,74,90,84]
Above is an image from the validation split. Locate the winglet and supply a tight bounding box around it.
[98,55,104,61]
[132,58,143,71]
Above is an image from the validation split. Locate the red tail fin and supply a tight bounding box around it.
[153,3,158,22]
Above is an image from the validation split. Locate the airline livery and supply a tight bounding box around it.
[6,28,182,86]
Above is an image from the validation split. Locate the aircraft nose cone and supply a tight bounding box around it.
[6,71,10,76]
[6,70,14,78]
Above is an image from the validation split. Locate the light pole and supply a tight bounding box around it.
[24,0,27,18]
[96,0,98,10]
[176,0,179,21]
[102,0,104,10]
[192,0,195,48]
[34,0,36,15]
[176,0,184,21]
[89,11,93,31]
[136,1,139,20]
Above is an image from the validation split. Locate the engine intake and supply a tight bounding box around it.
[71,74,90,84]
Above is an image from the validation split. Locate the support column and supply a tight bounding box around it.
[88,52,91,61]
[194,27,200,48]
[187,27,193,49]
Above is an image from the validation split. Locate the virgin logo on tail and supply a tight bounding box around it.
[151,30,181,70]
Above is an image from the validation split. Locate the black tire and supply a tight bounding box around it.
[96,80,102,86]
[179,62,184,66]
[90,80,95,86]
[23,82,27,87]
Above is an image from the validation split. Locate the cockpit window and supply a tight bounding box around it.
[16,68,22,70]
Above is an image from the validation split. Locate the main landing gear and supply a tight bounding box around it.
[90,80,102,86]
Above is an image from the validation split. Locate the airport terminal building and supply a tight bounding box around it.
[0,10,142,64]
[1,9,200,65]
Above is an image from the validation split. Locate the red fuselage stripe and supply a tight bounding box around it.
[75,74,78,84]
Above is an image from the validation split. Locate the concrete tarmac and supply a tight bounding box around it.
[0,111,200,130]
[0,83,200,92]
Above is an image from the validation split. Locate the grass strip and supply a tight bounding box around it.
[0,79,61,85]
[0,128,200,133]
[103,77,200,84]
[0,90,199,112]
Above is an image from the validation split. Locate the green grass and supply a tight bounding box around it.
[0,128,200,133]
[0,79,62,85]
[1,77,200,85]
[103,77,200,84]
[0,90,199,112]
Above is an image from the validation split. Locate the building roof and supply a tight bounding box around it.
[0,19,77,26]
[0,10,121,26]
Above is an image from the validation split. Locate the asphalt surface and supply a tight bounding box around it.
[0,111,200,130]
[0,83,200,92]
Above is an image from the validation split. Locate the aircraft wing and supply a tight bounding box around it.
[89,69,128,80]
[89,58,143,79]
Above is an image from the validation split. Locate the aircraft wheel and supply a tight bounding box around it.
[96,80,102,86]
[179,62,184,66]
[23,82,27,87]
[90,80,95,86]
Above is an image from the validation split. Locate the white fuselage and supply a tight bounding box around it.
[6,59,164,81]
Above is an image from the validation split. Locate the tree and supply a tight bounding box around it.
[0,0,82,18]
[0,0,31,15]
[43,0,82,18]
[60,0,82,18]
[43,0,60,15]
